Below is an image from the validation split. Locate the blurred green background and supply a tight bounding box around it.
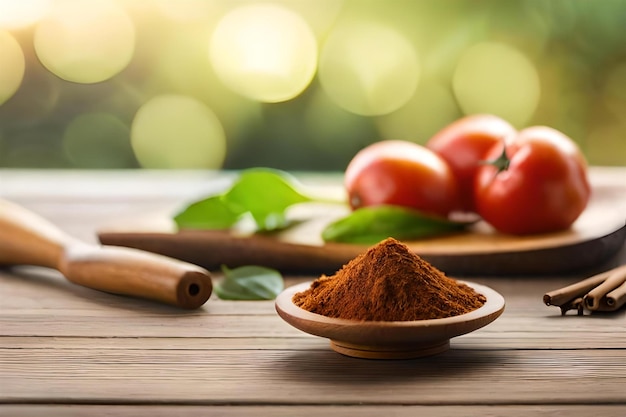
[1,0,625,171]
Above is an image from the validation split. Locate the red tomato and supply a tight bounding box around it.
[426,114,516,212]
[345,140,460,218]
[474,126,591,235]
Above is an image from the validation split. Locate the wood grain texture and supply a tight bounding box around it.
[2,405,626,417]
[2,348,625,404]
[2,270,625,343]
[1,169,625,413]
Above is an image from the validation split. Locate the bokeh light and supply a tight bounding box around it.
[130,95,226,169]
[0,31,25,105]
[0,0,51,30]
[149,24,259,147]
[318,20,420,116]
[0,1,625,169]
[33,0,135,84]
[155,0,221,22]
[376,80,460,143]
[452,42,541,127]
[209,3,318,103]
[0,66,61,127]
[269,0,344,39]
[63,112,135,169]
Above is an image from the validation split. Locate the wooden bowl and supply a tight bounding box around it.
[275,281,505,359]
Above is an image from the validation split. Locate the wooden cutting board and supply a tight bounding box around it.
[98,179,626,276]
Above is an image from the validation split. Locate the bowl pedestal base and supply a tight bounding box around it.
[330,339,450,359]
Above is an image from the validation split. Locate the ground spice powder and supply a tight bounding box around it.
[293,237,486,321]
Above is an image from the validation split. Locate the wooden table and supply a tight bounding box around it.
[1,169,625,416]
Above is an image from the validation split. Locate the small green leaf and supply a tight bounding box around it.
[215,265,284,300]
[322,205,469,244]
[224,168,312,230]
[173,195,242,230]
[173,169,314,233]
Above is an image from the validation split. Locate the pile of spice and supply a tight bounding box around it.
[293,237,486,321]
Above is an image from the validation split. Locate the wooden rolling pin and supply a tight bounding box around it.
[0,199,212,309]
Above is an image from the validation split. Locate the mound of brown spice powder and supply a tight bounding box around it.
[293,237,486,321]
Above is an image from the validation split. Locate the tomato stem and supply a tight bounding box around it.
[480,145,510,173]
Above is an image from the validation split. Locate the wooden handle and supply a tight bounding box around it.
[0,199,71,268]
[0,199,212,309]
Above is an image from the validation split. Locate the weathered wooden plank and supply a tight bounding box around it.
[3,269,624,318]
[2,266,625,353]
[0,312,623,339]
[3,263,623,313]
[1,348,625,404]
[1,405,625,417]
[0,336,329,350]
[2,333,624,351]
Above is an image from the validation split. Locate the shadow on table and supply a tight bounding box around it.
[270,348,506,385]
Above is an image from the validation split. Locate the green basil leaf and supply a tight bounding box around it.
[224,168,312,230]
[321,205,469,244]
[173,195,242,230]
[173,169,313,232]
[215,265,284,300]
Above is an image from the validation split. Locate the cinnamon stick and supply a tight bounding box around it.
[583,265,626,311]
[603,281,626,311]
[543,271,610,307]
[594,282,626,312]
